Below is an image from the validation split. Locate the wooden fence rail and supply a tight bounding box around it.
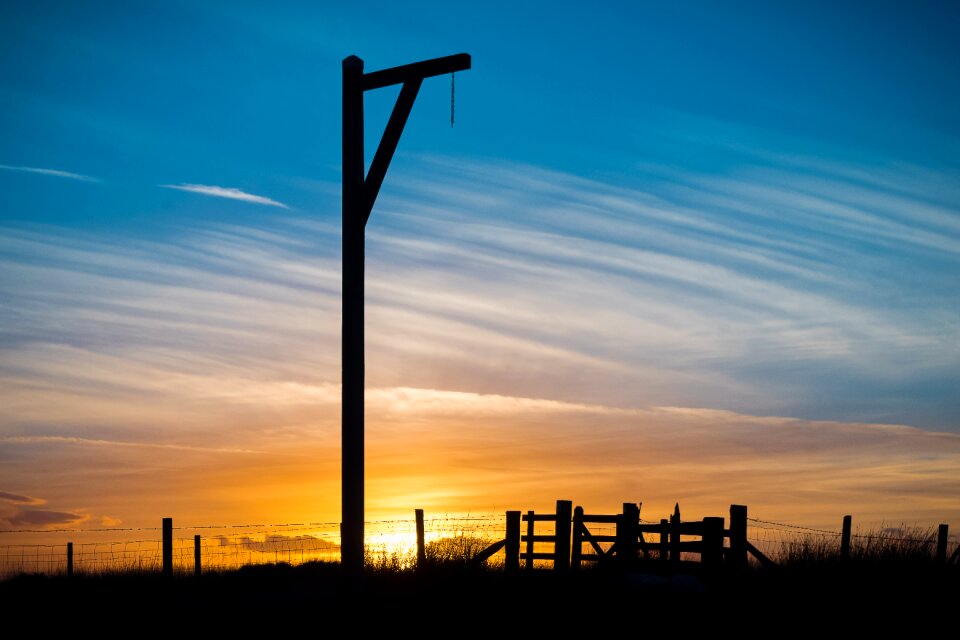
[569,503,749,570]
[519,500,572,571]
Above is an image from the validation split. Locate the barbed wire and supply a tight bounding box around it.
[4,515,941,543]
[0,514,503,535]
[2,511,951,578]
[0,521,341,534]
[0,515,506,578]
[747,517,842,536]
[746,516,944,544]
[0,535,344,577]
[747,522,841,537]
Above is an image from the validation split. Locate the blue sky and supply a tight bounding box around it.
[1,1,959,529]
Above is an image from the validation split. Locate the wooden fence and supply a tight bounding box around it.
[50,504,954,576]
[464,501,955,572]
[495,500,765,571]
[570,502,730,568]
[458,500,770,572]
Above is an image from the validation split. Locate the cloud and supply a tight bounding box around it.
[2,149,958,432]
[161,183,288,208]
[100,515,122,526]
[0,163,99,182]
[231,534,337,553]
[0,436,262,455]
[2,381,957,530]
[0,149,958,531]
[359,387,960,527]
[0,491,45,505]
[0,492,87,529]
[0,508,87,528]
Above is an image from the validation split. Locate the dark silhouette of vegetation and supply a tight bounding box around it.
[3,530,956,632]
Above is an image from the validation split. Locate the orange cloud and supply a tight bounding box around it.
[2,386,956,544]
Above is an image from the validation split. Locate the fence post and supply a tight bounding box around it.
[554,500,572,572]
[702,517,724,568]
[162,517,173,577]
[505,511,520,573]
[66,542,73,577]
[936,524,948,563]
[571,506,583,570]
[840,515,852,561]
[728,504,747,568]
[659,518,669,563]
[525,510,535,571]
[637,502,649,559]
[194,535,201,576]
[415,509,426,568]
[618,502,639,570]
[670,504,681,564]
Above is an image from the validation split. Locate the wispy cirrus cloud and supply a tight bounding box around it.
[0,435,262,455]
[161,183,288,208]
[3,150,959,429]
[0,163,99,182]
[1,148,958,529]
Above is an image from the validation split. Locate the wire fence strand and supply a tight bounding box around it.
[2,513,954,578]
[0,515,507,578]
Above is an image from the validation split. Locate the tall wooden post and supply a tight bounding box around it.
[571,506,584,570]
[340,53,471,578]
[66,542,73,577]
[554,500,572,571]
[701,517,724,568]
[670,504,681,564]
[341,54,366,579]
[618,502,639,569]
[525,510,535,571]
[936,524,948,563]
[162,517,173,577]
[840,515,852,561]
[415,509,426,568]
[659,519,669,563]
[505,511,520,573]
[729,504,748,567]
[194,535,202,576]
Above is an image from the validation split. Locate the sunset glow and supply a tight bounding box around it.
[1,2,958,563]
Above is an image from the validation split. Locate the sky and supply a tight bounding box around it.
[1,1,959,539]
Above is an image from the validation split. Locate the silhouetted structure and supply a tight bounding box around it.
[194,534,202,576]
[841,514,852,561]
[469,501,761,571]
[14,507,957,578]
[162,517,172,577]
[341,53,471,577]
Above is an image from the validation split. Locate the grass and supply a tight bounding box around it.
[773,525,947,566]
[2,527,956,631]
[364,532,502,572]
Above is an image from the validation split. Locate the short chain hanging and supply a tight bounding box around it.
[450,72,455,128]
